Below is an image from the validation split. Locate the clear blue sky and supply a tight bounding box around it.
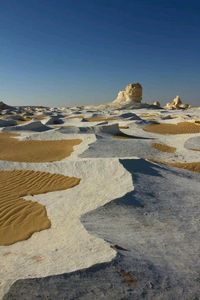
[0,0,200,106]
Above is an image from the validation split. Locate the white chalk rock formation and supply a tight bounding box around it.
[164,96,189,110]
[112,83,142,107]
[152,101,161,107]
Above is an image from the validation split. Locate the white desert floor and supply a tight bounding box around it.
[0,133,133,297]
[0,105,200,298]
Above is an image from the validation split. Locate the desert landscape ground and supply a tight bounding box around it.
[0,86,199,299]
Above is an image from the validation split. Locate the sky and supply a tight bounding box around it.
[0,0,200,107]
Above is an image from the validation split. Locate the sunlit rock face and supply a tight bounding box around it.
[112,83,142,106]
[164,96,190,110]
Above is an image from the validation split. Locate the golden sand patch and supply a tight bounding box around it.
[67,115,84,119]
[0,132,81,162]
[0,132,20,139]
[190,148,200,152]
[152,160,200,173]
[85,116,118,122]
[16,117,32,125]
[170,162,200,173]
[119,126,129,129]
[0,170,80,245]
[139,113,160,117]
[34,114,47,121]
[152,143,176,153]
[144,122,200,135]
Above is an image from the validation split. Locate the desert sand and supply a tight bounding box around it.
[0,170,80,245]
[144,121,200,134]
[84,116,118,122]
[0,100,200,299]
[153,160,200,173]
[152,143,176,153]
[0,132,81,162]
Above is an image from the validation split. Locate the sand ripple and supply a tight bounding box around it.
[0,170,80,245]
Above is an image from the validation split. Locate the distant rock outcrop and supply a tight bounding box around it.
[164,96,189,110]
[152,101,161,107]
[0,101,14,111]
[112,83,142,107]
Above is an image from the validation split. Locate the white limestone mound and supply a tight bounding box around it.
[135,119,158,125]
[119,112,141,120]
[94,123,120,135]
[184,136,200,151]
[58,123,121,136]
[22,112,34,117]
[45,116,64,125]
[161,114,174,120]
[59,126,81,134]
[0,119,17,127]
[3,121,52,132]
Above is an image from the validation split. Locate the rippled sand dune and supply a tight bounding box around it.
[0,169,80,245]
